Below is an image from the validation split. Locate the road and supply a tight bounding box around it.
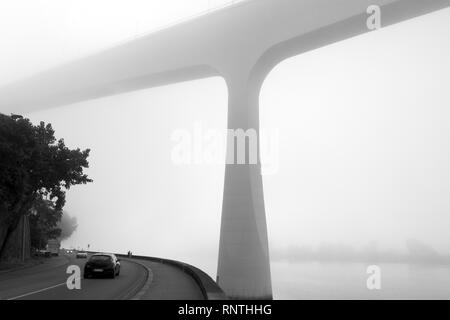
[131,258,205,300]
[0,253,204,300]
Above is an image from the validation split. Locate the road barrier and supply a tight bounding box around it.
[88,251,227,300]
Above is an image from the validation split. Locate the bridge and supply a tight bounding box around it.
[0,0,449,299]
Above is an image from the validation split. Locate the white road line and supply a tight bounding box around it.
[7,282,66,300]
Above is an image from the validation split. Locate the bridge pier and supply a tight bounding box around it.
[217,76,272,299]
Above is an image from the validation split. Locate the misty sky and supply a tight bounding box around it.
[0,1,449,280]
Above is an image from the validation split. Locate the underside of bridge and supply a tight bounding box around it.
[0,0,448,299]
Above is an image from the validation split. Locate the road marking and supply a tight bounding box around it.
[7,282,66,300]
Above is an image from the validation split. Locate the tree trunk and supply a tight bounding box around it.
[0,206,14,260]
[0,224,9,258]
[0,216,31,262]
[0,194,34,262]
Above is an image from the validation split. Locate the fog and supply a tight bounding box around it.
[262,8,450,259]
[58,212,78,241]
[0,1,449,283]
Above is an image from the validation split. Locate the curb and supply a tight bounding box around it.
[0,256,70,275]
[0,262,42,275]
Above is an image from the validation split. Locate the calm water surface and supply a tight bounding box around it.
[271,261,450,299]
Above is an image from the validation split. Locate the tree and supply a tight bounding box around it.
[0,113,92,260]
[29,198,62,250]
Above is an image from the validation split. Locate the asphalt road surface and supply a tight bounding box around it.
[0,253,204,300]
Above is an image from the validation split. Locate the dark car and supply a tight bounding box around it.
[84,253,121,279]
[35,249,51,258]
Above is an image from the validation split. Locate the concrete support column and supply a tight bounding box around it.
[217,75,272,299]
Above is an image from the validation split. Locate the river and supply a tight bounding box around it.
[271,261,450,299]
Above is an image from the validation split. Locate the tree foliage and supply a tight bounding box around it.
[0,114,92,259]
[29,198,62,250]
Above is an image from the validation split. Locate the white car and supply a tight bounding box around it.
[76,251,88,259]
